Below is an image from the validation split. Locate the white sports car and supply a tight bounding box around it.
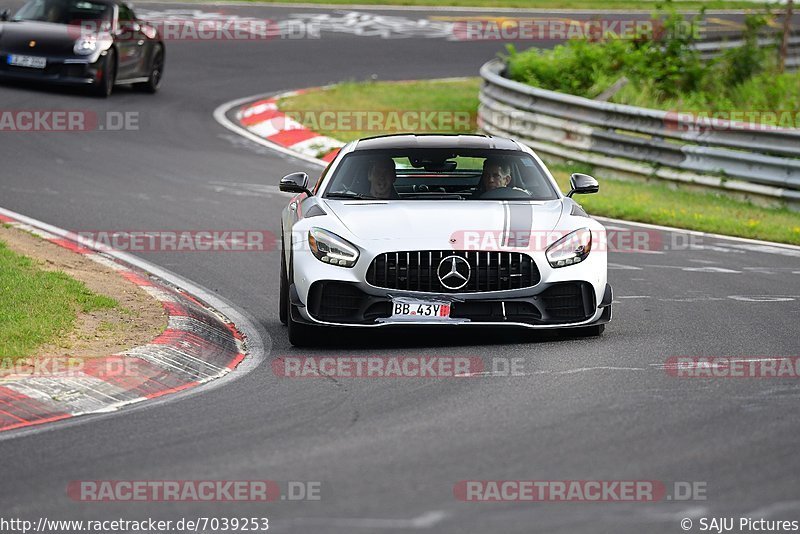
[279,134,611,346]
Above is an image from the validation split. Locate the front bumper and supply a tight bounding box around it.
[289,226,610,330]
[291,280,612,330]
[0,54,98,85]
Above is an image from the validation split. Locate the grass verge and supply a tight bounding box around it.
[278,79,481,143]
[0,239,117,360]
[548,165,800,244]
[276,79,800,245]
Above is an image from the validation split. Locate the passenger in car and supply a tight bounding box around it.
[367,157,400,199]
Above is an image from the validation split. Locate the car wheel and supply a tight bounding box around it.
[91,48,116,98]
[279,240,288,326]
[287,300,315,347]
[285,251,315,346]
[573,324,605,337]
[136,44,164,93]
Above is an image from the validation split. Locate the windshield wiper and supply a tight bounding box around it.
[326,192,383,200]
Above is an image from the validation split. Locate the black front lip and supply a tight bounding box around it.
[0,68,95,84]
[295,281,610,327]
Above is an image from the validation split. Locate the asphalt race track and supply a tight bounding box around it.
[1,4,799,533]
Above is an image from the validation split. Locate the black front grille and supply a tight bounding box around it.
[366,250,540,293]
[539,282,595,322]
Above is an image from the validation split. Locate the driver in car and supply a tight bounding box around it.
[367,157,400,199]
[478,158,511,193]
[478,158,532,198]
[45,3,63,22]
[481,159,513,192]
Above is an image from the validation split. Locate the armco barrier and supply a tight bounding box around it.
[478,43,800,208]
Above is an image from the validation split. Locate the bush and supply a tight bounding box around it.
[505,39,627,98]
[504,5,799,114]
[715,13,770,87]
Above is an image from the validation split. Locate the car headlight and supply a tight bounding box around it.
[308,228,359,267]
[73,36,97,55]
[546,228,592,268]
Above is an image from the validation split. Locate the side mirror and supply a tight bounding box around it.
[567,173,599,197]
[1,9,11,21]
[280,172,312,196]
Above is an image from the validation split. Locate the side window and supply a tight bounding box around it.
[118,3,134,21]
[312,162,334,195]
[16,0,47,21]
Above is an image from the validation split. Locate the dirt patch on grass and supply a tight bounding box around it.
[0,224,166,363]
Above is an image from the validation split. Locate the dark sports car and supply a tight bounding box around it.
[0,0,163,96]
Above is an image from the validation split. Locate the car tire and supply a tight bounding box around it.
[136,44,164,93]
[574,324,605,337]
[285,251,315,346]
[279,240,288,326]
[287,301,315,347]
[91,48,116,98]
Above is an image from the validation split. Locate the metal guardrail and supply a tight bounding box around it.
[695,34,800,69]
[478,43,800,206]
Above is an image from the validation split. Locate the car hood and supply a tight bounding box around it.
[322,199,565,245]
[0,21,82,55]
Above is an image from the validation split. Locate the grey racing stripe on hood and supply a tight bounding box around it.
[502,202,533,249]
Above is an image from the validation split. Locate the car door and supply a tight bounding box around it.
[114,3,145,79]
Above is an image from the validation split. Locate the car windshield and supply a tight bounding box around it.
[323,149,559,201]
[13,0,112,25]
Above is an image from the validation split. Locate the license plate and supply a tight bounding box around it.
[391,299,451,320]
[7,54,47,69]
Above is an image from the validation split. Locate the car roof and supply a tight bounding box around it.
[352,134,521,152]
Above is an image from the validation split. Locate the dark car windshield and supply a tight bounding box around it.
[13,0,112,25]
[323,149,559,201]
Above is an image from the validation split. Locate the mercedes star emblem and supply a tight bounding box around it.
[437,255,471,290]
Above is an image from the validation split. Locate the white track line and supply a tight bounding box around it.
[214,91,328,168]
[594,217,800,252]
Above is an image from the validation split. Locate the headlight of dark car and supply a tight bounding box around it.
[73,36,98,55]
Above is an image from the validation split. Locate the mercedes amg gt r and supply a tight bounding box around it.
[279,134,612,346]
[0,0,164,96]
